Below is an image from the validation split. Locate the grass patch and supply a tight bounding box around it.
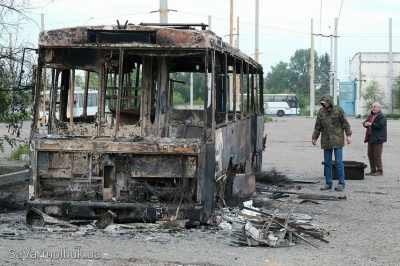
[9,142,29,160]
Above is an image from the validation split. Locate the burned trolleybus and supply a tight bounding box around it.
[28,23,265,224]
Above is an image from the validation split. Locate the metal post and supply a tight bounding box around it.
[41,13,46,131]
[329,26,333,96]
[236,17,240,49]
[388,18,393,114]
[190,73,193,109]
[310,19,315,117]
[333,18,338,105]
[255,0,259,62]
[9,33,13,107]
[230,0,234,45]
[160,0,168,23]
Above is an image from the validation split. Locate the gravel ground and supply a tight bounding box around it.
[0,116,399,266]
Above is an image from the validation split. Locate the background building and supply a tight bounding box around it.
[339,52,400,116]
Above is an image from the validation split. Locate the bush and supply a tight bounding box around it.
[299,108,310,116]
[386,114,400,120]
[264,115,272,122]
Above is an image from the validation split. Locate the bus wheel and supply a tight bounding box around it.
[277,110,285,117]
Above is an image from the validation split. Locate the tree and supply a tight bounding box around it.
[264,61,293,93]
[0,0,35,153]
[288,49,312,95]
[315,53,331,95]
[361,80,386,115]
[170,72,205,105]
[264,48,331,108]
[392,75,400,110]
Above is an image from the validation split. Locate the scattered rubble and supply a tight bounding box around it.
[222,200,328,248]
[258,188,347,201]
[95,210,117,229]
[1,169,330,250]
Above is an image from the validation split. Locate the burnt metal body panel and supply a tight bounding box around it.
[29,23,264,224]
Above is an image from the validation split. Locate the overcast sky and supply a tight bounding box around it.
[24,0,400,81]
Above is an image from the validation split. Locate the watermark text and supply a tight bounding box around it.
[9,248,102,260]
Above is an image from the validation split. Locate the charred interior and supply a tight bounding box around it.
[28,23,265,224]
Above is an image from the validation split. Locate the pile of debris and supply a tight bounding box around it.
[222,200,329,248]
[221,172,344,248]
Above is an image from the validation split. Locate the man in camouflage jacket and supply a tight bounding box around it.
[312,94,352,191]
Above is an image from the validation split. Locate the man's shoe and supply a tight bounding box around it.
[365,171,376,176]
[320,185,332,190]
[371,172,383,176]
[334,184,345,191]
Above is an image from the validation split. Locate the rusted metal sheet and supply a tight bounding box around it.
[35,138,202,154]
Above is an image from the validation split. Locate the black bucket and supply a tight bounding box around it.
[321,161,367,180]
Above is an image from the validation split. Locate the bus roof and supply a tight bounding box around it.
[264,94,298,101]
[38,24,261,70]
[264,93,297,97]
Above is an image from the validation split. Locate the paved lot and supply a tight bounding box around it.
[1,116,399,265]
[261,115,400,265]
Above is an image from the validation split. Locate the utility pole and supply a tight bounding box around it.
[41,12,46,130]
[9,33,13,105]
[255,0,259,62]
[236,17,239,48]
[40,0,54,31]
[329,26,333,96]
[333,17,338,105]
[388,18,393,114]
[310,19,315,118]
[151,1,176,23]
[190,72,193,109]
[160,0,168,23]
[229,0,234,45]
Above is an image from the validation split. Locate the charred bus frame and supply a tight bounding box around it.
[28,23,265,224]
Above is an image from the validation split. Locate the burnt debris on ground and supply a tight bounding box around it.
[1,168,330,249]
